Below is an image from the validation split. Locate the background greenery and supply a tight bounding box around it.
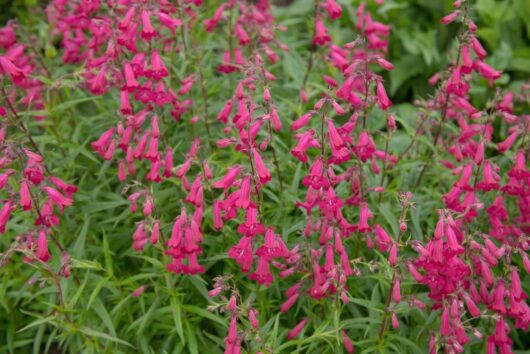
[0,0,529,353]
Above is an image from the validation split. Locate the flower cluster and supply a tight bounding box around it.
[209,1,290,285]
[279,0,396,330]
[0,22,76,271]
[408,2,530,353]
[1,0,527,353]
[46,0,216,273]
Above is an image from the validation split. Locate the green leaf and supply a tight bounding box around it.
[181,305,226,327]
[170,296,185,343]
[184,322,199,354]
[79,326,135,348]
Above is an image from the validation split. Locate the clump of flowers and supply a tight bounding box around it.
[1,21,76,271]
[0,0,528,353]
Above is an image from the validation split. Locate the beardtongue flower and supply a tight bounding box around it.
[322,0,342,20]
[237,207,265,238]
[313,19,331,46]
[252,149,271,184]
[341,330,355,353]
[376,80,392,110]
[13,1,526,352]
[0,55,26,84]
[249,257,273,286]
[0,201,14,234]
[19,180,32,211]
[287,318,309,340]
[405,5,530,348]
[440,10,460,25]
[471,36,488,59]
[36,229,51,262]
[475,61,502,85]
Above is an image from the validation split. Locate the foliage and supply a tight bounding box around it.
[0,0,529,353]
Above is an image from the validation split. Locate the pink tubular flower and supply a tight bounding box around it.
[287,318,309,340]
[291,112,314,131]
[476,161,500,191]
[217,99,234,123]
[140,10,157,40]
[454,162,473,191]
[327,119,345,150]
[357,203,372,233]
[123,62,139,91]
[299,87,308,103]
[118,7,135,29]
[208,287,223,298]
[157,12,182,33]
[43,186,73,209]
[263,88,271,103]
[341,330,355,353]
[256,228,283,259]
[147,51,168,80]
[313,19,331,46]
[0,200,13,234]
[376,81,392,110]
[132,222,148,252]
[271,106,282,132]
[92,128,115,156]
[185,253,205,275]
[150,221,160,244]
[322,0,342,20]
[88,67,108,95]
[440,306,451,336]
[388,244,398,265]
[280,293,299,313]
[471,36,487,59]
[249,309,259,329]
[440,10,460,25]
[445,66,469,96]
[0,170,13,190]
[353,131,376,162]
[461,46,472,74]
[19,180,32,211]
[302,158,328,190]
[0,55,26,84]
[291,130,318,163]
[225,315,237,347]
[237,207,265,237]
[120,90,132,115]
[235,23,249,46]
[203,4,225,32]
[391,312,399,329]
[213,166,241,189]
[393,279,401,303]
[508,150,529,180]
[475,61,501,84]
[464,294,481,317]
[474,140,485,165]
[249,257,273,286]
[497,131,519,153]
[374,225,392,251]
[36,229,51,262]
[132,285,145,298]
[236,176,252,210]
[228,236,253,272]
[252,149,271,184]
[376,57,395,71]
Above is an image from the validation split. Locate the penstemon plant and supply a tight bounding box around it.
[0,0,529,353]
